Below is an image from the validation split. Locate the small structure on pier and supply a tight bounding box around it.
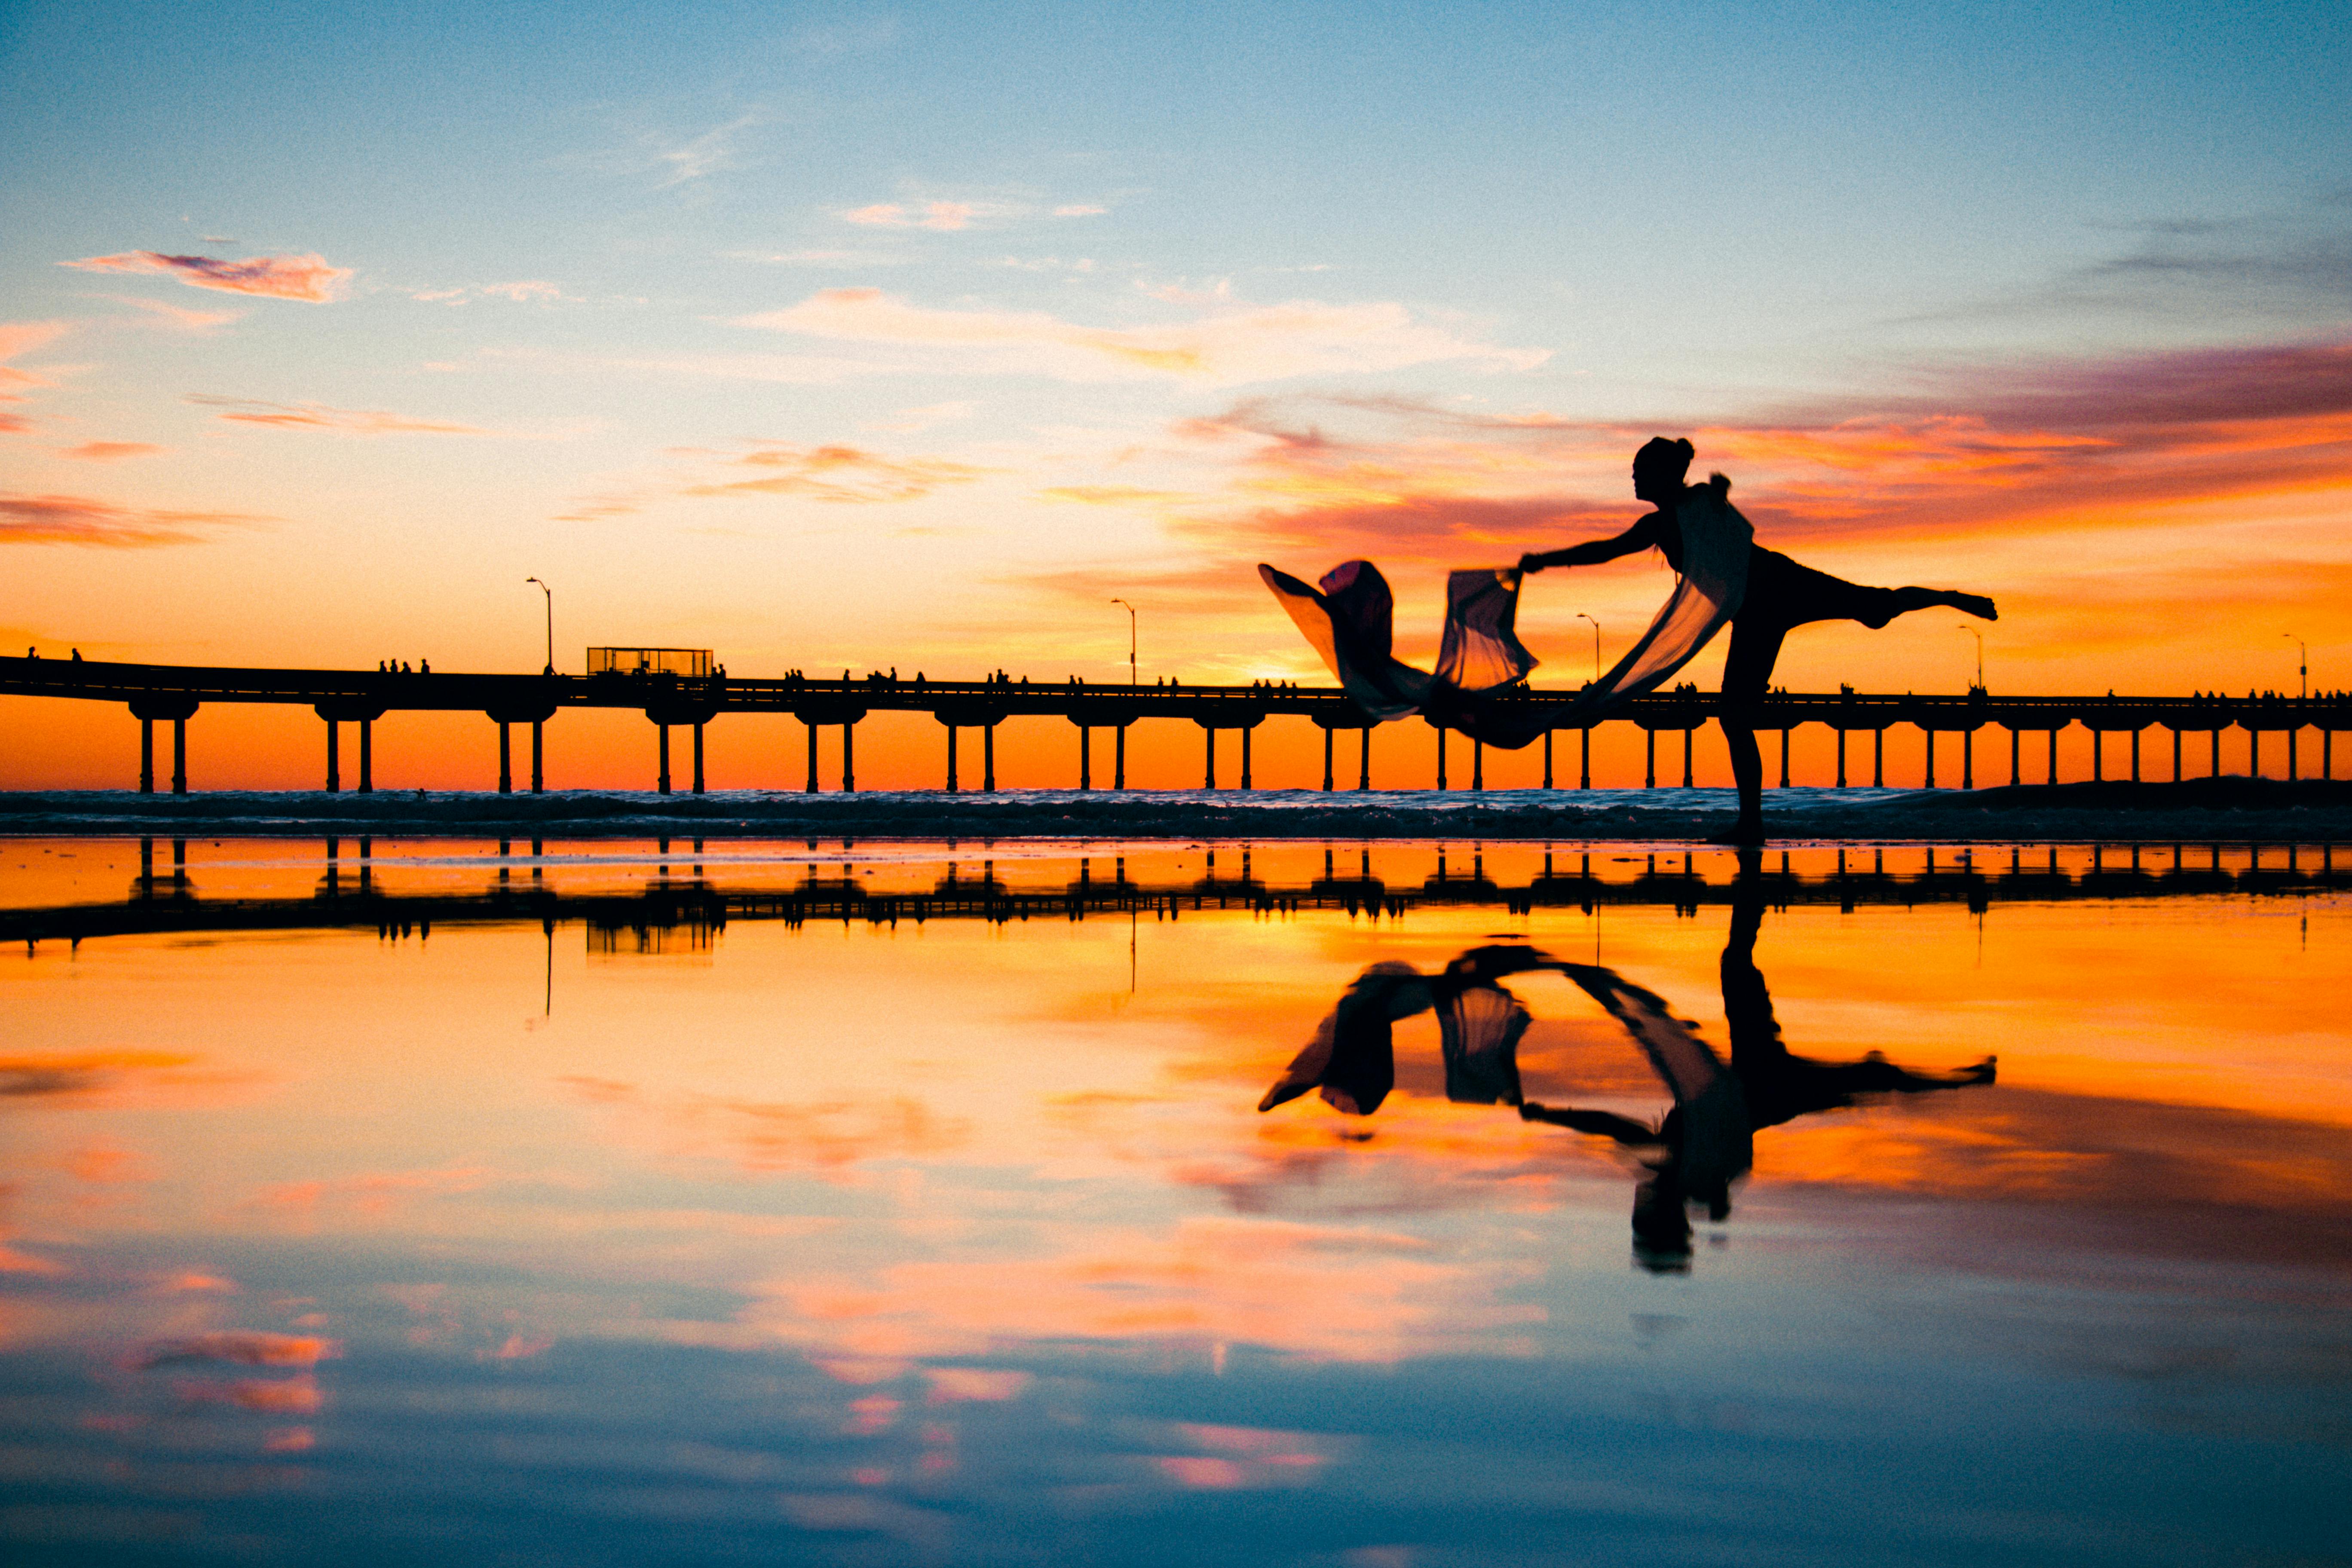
[588,647,714,678]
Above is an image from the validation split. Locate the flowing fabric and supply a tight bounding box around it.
[1259,481,1753,745]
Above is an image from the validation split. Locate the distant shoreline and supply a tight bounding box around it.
[3,779,2346,842]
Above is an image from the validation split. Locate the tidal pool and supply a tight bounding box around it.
[3,838,2347,1565]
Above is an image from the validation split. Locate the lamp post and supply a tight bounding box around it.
[1575,613,1601,683]
[1111,597,1137,686]
[1958,625,1983,690]
[525,577,553,675]
[2284,632,2306,698]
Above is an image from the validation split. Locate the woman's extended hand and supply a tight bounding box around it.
[1517,552,1548,574]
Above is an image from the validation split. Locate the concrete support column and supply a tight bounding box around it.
[1779,729,1790,789]
[1080,726,1092,790]
[322,720,341,793]
[806,723,820,793]
[1436,728,1447,790]
[1579,726,1591,789]
[1471,738,1484,792]
[1115,724,1127,790]
[172,718,187,795]
[1542,731,1553,789]
[1926,730,1937,789]
[657,725,671,795]
[2092,730,2103,782]
[2010,728,2020,787]
[360,720,374,793]
[2047,729,2058,786]
[842,722,854,793]
[1323,727,1334,792]
[2131,729,2141,783]
[1645,729,1656,789]
[1681,728,1694,789]
[1963,729,1974,789]
[499,722,513,795]
[2172,728,2181,783]
[1201,727,1217,789]
[2288,727,2298,781]
[2326,729,2334,780]
[1240,726,1252,790]
[2250,729,2260,779]
[692,722,706,794]
[530,721,544,794]
[141,719,155,793]
[946,726,959,793]
[2210,729,2220,778]
[984,724,996,791]
[1872,729,1884,788]
[1836,729,1847,788]
[1359,728,1372,790]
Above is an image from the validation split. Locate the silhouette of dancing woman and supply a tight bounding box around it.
[1520,438,1997,843]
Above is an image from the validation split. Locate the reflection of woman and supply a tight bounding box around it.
[1262,858,1994,1271]
[1522,857,1994,1269]
[1519,438,1998,844]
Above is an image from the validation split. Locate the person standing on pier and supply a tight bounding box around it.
[1519,438,1997,844]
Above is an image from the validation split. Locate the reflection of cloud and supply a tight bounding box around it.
[0,1050,195,1095]
[175,1374,321,1413]
[0,493,266,548]
[740,1214,1533,1364]
[187,395,493,436]
[134,1331,340,1368]
[741,288,1547,386]
[559,1076,977,1176]
[61,251,350,302]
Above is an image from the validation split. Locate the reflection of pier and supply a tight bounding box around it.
[5,655,2348,796]
[6,839,2340,946]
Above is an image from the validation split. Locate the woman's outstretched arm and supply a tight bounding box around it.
[1518,512,1661,574]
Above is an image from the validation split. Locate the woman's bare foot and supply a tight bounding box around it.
[1954,592,1997,621]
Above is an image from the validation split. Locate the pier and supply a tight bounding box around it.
[3,653,2346,795]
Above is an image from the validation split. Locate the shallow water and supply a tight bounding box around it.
[3,838,2348,1565]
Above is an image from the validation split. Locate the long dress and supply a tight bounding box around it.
[1259,481,1754,746]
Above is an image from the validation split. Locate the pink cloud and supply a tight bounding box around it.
[187,395,490,436]
[0,493,263,548]
[680,442,991,504]
[1053,204,1108,217]
[842,202,977,231]
[0,319,73,388]
[61,251,351,303]
[101,295,242,333]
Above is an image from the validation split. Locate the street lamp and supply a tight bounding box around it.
[1958,625,1983,690]
[525,577,553,674]
[1574,613,1601,684]
[2284,632,2306,698]
[1111,597,1137,686]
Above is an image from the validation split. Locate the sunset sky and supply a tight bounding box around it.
[3,1,2349,789]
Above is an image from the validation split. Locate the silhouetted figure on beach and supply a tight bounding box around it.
[1519,438,1997,843]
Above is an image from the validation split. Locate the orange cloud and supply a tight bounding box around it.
[175,1374,322,1413]
[741,288,1546,385]
[60,441,163,461]
[187,395,491,436]
[0,493,263,548]
[61,250,351,303]
[101,295,242,333]
[681,442,990,504]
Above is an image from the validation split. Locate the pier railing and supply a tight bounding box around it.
[3,655,2345,795]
